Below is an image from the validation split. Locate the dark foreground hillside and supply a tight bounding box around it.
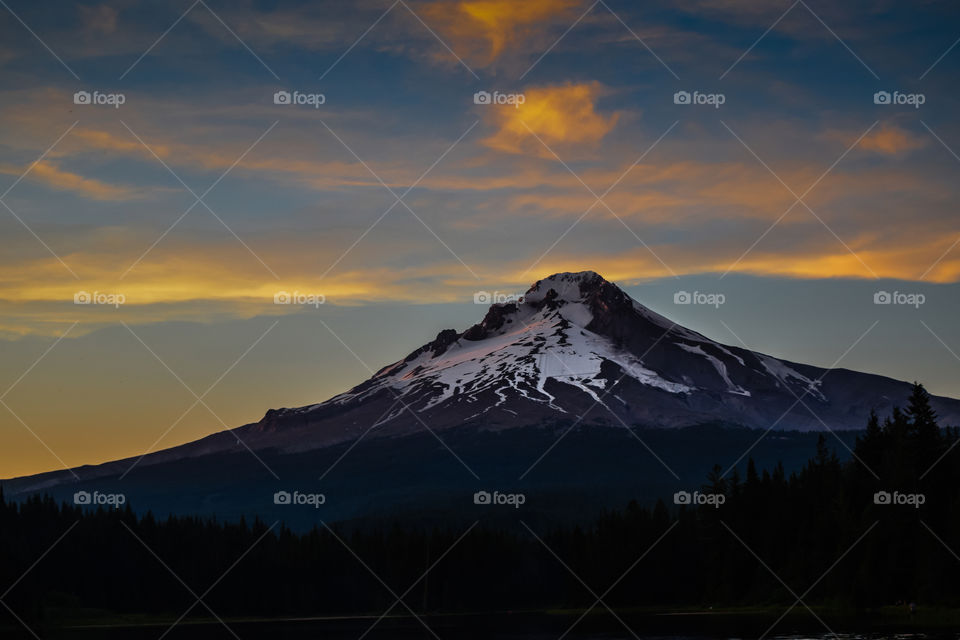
[2,384,958,629]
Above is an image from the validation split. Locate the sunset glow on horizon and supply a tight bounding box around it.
[2,0,960,477]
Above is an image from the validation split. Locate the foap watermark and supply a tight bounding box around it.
[274,490,326,508]
[874,490,925,509]
[74,490,126,508]
[873,90,925,109]
[74,291,125,308]
[73,90,126,108]
[473,490,526,509]
[474,291,523,305]
[274,90,326,109]
[473,90,525,108]
[674,490,725,508]
[674,290,725,308]
[274,291,326,308]
[874,290,925,308]
[674,90,725,109]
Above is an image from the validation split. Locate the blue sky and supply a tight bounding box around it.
[1,0,959,476]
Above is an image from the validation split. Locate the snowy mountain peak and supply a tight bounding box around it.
[247,270,960,444]
[524,270,631,311]
[524,270,605,303]
[278,271,763,428]
[462,271,646,343]
[16,272,960,498]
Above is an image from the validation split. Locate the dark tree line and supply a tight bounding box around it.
[2,384,959,625]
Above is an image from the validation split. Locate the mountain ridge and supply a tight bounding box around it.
[250,270,959,443]
[6,270,960,496]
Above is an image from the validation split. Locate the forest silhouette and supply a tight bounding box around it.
[2,384,958,625]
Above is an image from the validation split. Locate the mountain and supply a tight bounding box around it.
[249,269,960,443]
[5,271,960,525]
[191,269,959,450]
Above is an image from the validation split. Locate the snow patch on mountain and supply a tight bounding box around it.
[676,343,751,397]
[327,293,691,423]
[281,271,859,431]
[757,354,826,401]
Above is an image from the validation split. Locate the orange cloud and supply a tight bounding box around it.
[481,82,620,157]
[859,123,927,155]
[510,235,960,287]
[62,125,392,191]
[419,0,583,66]
[0,160,141,201]
[1,220,959,341]
[0,229,487,338]
[822,123,928,156]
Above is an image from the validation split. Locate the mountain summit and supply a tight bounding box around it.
[245,270,957,451]
[8,271,960,520]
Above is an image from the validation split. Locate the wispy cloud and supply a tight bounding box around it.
[0,160,143,201]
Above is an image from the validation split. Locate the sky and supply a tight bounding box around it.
[1,0,959,478]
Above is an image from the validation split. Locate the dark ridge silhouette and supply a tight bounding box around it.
[3,384,958,628]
